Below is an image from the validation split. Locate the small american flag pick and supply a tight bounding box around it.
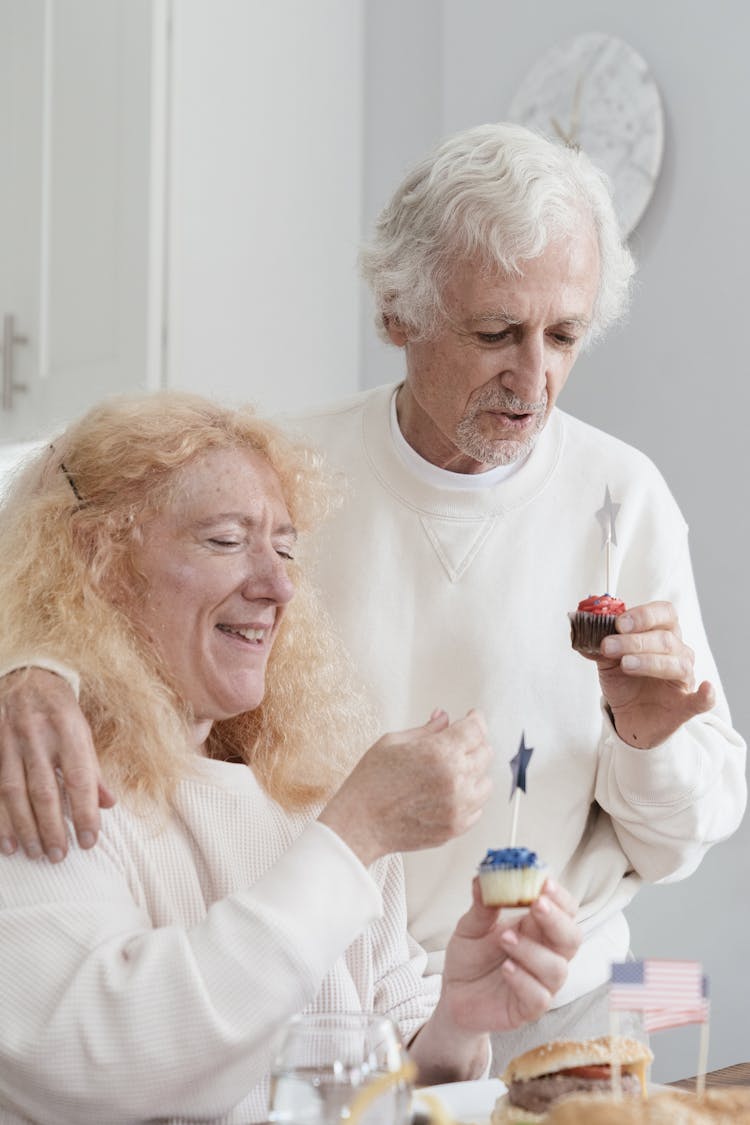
[509,732,534,799]
[641,975,710,1033]
[610,960,710,1031]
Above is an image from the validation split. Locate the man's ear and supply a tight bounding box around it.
[383,314,409,347]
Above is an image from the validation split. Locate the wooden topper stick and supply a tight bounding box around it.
[609,1009,623,1100]
[508,733,533,847]
[696,1015,710,1095]
[605,537,612,596]
[596,486,621,594]
[509,789,521,848]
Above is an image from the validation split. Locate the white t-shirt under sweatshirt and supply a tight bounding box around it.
[291,383,746,1004]
[0,757,439,1125]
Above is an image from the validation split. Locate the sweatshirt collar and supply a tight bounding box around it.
[362,382,565,518]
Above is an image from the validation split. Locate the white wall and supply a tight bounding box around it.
[360,0,442,377]
[0,441,43,499]
[166,0,364,415]
[362,0,750,1082]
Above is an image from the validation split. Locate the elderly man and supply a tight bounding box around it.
[0,123,745,1070]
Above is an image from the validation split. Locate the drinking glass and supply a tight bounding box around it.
[268,1011,414,1125]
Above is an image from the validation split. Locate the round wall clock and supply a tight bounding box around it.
[507,32,664,237]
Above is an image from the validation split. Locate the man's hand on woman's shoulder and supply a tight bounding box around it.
[0,667,115,861]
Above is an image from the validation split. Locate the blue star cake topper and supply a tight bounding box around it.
[509,732,534,800]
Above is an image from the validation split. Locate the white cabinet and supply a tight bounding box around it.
[164,0,363,415]
[0,0,165,443]
[0,0,364,446]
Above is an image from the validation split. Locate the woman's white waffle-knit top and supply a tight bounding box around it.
[0,757,439,1124]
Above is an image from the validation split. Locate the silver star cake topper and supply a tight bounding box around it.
[596,485,621,548]
[595,485,620,593]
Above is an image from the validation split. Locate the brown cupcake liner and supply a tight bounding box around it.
[569,610,620,655]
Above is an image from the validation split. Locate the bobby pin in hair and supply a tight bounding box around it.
[59,460,84,504]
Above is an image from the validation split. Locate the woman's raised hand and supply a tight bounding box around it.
[318,709,493,866]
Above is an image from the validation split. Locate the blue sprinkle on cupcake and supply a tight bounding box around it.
[478,847,548,906]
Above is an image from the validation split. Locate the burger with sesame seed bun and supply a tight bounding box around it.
[491,1036,653,1124]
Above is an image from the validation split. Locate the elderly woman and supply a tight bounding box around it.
[0,392,578,1125]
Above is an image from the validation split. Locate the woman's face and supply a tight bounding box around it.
[128,447,296,744]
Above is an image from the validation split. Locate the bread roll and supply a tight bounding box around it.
[544,1086,750,1124]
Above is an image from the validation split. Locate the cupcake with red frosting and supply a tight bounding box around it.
[569,593,627,656]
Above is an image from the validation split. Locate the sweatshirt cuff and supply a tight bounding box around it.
[0,657,80,700]
[601,699,703,805]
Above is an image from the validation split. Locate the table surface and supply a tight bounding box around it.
[257,1065,750,1124]
[670,1061,750,1090]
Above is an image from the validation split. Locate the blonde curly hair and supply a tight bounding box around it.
[0,392,373,811]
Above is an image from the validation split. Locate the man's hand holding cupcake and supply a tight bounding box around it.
[593,599,715,748]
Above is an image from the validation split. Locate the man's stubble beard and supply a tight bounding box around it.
[454,389,548,467]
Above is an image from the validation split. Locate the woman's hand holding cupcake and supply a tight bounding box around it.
[435,876,580,1035]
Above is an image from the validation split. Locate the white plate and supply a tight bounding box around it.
[413,1078,506,1124]
[413,1080,672,1122]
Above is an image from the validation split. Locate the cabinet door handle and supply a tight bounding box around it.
[1,314,29,410]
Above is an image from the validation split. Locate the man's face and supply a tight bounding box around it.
[391,231,600,473]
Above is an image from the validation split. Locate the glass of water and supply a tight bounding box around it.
[268,1011,414,1125]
